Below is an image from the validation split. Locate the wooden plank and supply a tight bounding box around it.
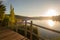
[0,31,15,39]
[0,29,12,34]
[0,27,29,40]
[1,33,17,40]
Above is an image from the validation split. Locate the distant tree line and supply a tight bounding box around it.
[52,15,60,21]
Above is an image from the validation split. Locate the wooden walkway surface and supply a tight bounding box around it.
[0,27,29,40]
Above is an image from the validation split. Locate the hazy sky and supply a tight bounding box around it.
[1,0,60,17]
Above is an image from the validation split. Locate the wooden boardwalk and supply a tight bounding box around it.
[0,27,29,40]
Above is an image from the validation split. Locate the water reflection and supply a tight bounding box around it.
[47,20,55,27]
[28,19,60,31]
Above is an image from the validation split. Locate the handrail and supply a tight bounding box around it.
[15,21,60,40]
[19,27,45,40]
[27,22,60,34]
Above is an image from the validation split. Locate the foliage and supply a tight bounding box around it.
[9,4,16,26]
[52,37,60,40]
[2,15,9,26]
[0,1,6,21]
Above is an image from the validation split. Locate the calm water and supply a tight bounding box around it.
[28,20,60,39]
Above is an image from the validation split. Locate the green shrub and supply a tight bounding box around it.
[2,15,9,26]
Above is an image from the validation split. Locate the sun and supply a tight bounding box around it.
[44,9,57,16]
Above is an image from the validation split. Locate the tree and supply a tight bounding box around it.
[9,4,16,26]
[2,15,9,26]
[0,1,6,21]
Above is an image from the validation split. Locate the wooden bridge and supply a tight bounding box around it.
[16,20,60,40]
[0,27,29,40]
[0,20,60,40]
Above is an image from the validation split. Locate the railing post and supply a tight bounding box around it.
[16,22,18,32]
[37,27,40,40]
[30,21,33,40]
[25,20,27,37]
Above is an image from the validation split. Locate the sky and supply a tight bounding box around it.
[1,0,60,17]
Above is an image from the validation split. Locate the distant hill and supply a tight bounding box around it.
[30,15,60,21]
[6,14,31,20]
[15,15,31,20]
[52,15,60,21]
[29,16,52,20]
[6,14,60,21]
[15,15,60,21]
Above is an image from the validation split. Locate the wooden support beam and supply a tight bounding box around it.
[30,21,33,40]
[25,20,27,37]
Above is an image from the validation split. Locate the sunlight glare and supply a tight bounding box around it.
[47,20,55,27]
[45,9,57,16]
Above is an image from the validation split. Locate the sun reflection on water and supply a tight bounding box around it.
[47,20,55,27]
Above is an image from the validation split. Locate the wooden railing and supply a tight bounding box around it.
[15,20,45,40]
[9,20,60,40]
[28,22,60,34]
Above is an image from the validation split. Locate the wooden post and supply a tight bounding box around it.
[25,20,27,37]
[37,27,40,40]
[16,22,18,32]
[30,21,33,40]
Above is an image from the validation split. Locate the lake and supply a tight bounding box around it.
[27,20,60,40]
